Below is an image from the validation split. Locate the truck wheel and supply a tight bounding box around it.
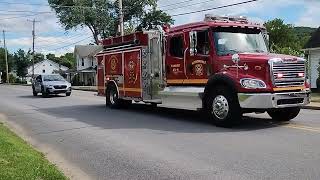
[32,86,38,96]
[267,107,300,121]
[206,86,241,127]
[106,84,122,109]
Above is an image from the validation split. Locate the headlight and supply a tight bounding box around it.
[45,85,53,88]
[240,78,266,89]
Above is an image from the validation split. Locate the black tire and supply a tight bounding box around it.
[32,86,38,96]
[66,92,71,96]
[41,86,49,98]
[150,103,158,108]
[205,86,242,127]
[106,84,122,109]
[267,107,300,122]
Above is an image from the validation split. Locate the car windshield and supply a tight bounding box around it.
[213,28,268,56]
[43,75,65,82]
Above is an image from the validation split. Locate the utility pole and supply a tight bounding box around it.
[118,0,124,36]
[3,30,8,83]
[28,19,39,78]
[32,19,36,78]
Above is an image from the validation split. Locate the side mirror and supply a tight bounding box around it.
[232,54,240,64]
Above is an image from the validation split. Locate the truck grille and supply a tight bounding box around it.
[272,60,305,87]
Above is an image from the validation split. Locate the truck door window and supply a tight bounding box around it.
[196,30,209,55]
[190,30,209,56]
[169,35,184,58]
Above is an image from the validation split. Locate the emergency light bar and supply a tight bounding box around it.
[204,14,248,23]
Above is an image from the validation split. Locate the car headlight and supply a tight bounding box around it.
[45,85,53,88]
[240,78,266,89]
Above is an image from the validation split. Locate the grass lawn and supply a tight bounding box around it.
[312,93,320,103]
[0,122,67,180]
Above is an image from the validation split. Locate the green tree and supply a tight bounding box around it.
[48,0,117,44]
[0,48,14,82]
[34,53,45,64]
[137,9,174,31]
[264,18,301,55]
[46,53,75,69]
[60,53,76,69]
[48,0,173,43]
[13,49,29,78]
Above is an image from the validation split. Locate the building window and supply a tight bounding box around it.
[81,58,84,66]
[92,58,94,66]
[42,69,45,73]
[169,35,184,58]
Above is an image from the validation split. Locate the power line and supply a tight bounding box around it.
[35,34,89,49]
[0,12,52,20]
[47,36,92,51]
[171,0,259,16]
[162,0,216,11]
[158,0,194,8]
[0,9,51,13]
[0,2,109,10]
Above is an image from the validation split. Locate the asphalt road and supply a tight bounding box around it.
[1,85,320,180]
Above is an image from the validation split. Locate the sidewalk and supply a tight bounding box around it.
[72,86,97,92]
[303,102,320,110]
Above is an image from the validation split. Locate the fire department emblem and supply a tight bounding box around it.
[110,56,117,71]
[128,60,137,84]
[195,64,204,76]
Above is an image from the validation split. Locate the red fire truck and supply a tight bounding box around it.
[95,15,310,127]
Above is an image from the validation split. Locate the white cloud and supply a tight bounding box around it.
[159,0,319,27]
[7,35,93,56]
[295,1,320,27]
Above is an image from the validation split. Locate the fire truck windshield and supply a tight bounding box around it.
[213,28,268,56]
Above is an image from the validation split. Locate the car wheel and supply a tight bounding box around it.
[41,86,49,98]
[267,107,300,122]
[206,86,242,127]
[32,86,38,96]
[66,92,71,96]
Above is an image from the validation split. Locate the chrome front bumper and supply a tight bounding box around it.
[238,90,311,109]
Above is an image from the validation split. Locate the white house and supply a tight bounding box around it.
[303,27,320,89]
[26,59,69,84]
[73,45,103,86]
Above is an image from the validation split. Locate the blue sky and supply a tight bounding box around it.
[0,0,319,56]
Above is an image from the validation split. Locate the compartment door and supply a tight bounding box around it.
[97,55,105,96]
[123,50,142,98]
[149,35,163,99]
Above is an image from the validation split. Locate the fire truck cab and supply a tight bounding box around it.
[96,15,310,127]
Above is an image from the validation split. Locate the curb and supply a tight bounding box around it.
[302,106,320,110]
[72,88,97,92]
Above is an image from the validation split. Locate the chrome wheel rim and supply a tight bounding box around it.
[212,95,229,120]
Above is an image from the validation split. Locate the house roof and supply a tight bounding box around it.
[27,59,69,74]
[304,27,320,49]
[74,45,103,58]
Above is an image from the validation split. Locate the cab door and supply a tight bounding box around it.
[186,29,211,84]
[165,34,187,85]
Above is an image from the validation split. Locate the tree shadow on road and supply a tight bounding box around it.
[35,103,287,133]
